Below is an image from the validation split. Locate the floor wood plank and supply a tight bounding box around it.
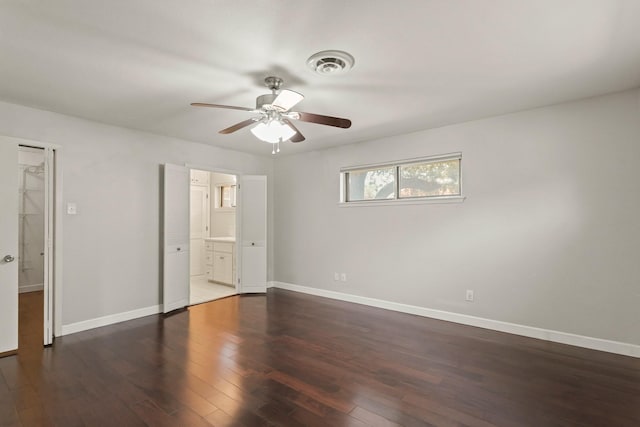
[1,289,638,426]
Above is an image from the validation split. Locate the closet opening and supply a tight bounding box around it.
[17,146,46,352]
[1,138,58,357]
[189,169,238,305]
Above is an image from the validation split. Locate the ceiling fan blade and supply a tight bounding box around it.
[219,118,258,134]
[272,89,304,112]
[283,119,305,143]
[191,102,255,112]
[293,112,351,129]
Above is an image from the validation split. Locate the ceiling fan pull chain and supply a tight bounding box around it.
[272,138,281,154]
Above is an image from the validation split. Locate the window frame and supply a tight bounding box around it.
[339,152,465,206]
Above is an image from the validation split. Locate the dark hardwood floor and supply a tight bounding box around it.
[1,289,639,426]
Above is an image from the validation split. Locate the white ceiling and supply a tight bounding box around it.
[1,1,639,156]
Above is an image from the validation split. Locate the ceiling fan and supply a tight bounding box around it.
[191,76,351,152]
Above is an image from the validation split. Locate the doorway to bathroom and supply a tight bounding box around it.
[189,169,238,305]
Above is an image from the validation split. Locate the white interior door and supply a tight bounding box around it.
[42,148,54,345]
[189,184,208,276]
[0,138,19,355]
[163,164,190,313]
[239,175,267,293]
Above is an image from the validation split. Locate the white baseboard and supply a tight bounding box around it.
[270,281,640,358]
[242,284,269,293]
[19,283,44,293]
[61,305,161,336]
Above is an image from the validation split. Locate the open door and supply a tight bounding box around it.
[162,164,190,313]
[239,175,267,293]
[0,138,19,356]
[43,148,54,345]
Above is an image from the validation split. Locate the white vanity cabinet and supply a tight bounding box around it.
[205,241,214,281]
[190,169,210,185]
[204,238,235,286]
[213,250,233,285]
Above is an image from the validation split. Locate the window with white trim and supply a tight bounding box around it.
[340,153,462,204]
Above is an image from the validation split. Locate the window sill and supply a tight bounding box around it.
[338,195,466,207]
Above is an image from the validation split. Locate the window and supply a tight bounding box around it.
[399,158,460,198]
[345,166,395,201]
[216,184,236,208]
[341,153,462,204]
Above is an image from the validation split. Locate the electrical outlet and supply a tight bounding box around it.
[66,202,77,215]
[465,290,474,302]
[334,272,340,281]
[340,273,347,282]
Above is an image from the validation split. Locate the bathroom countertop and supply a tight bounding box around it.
[204,237,236,243]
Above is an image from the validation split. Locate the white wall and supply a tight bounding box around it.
[0,100,273,327]
[210,172,236,237]
[274,89,640,346]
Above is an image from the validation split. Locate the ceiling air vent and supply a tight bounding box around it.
[307,50,355,75]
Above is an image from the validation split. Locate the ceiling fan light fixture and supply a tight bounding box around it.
[191,75,351,153]
[307,50,355,75]
[250,120,296,143]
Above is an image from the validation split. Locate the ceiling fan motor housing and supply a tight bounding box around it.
[264,76,283,91]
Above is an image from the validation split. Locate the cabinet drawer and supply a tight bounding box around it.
[205,241,213,251]
[212,251,233,285]
[205,251,214,266]
[213,242,234,253]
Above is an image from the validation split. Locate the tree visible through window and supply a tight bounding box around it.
[342,154,461,203]
[399,159,460,198]
[347,167,395,201]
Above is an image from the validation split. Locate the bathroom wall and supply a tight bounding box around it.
[210,172,236,237]
[17,146,45,293]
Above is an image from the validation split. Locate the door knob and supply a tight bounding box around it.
[3,255,15,263]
